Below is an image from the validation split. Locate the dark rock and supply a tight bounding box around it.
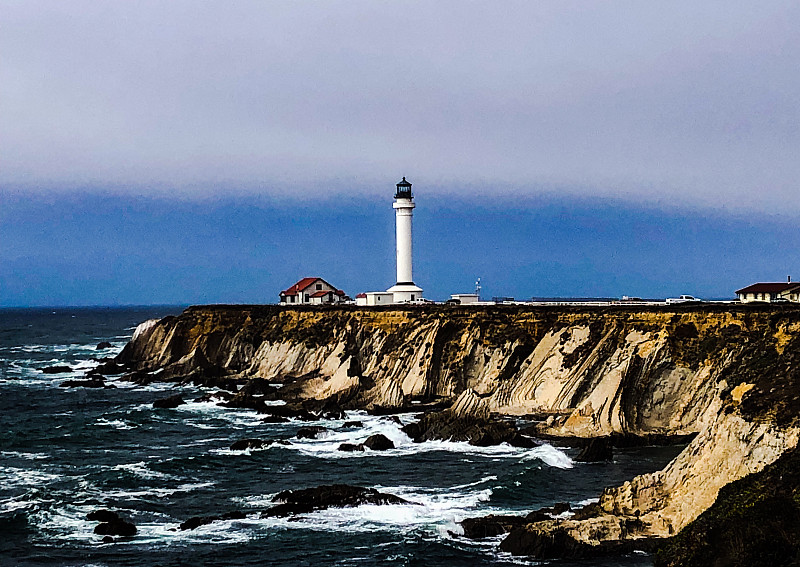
[571,502,602,521]
[194,390,234,403]
[261,415,289,423]
[259,404,317,421]
[96,341,113,350]
[88,361,126,376]
[230,438,271,451]
[303,398,346,420]
[42,365,73,374]
[343,421,363,428]
[575,437,613,462]
[238,378,280,398]
[184,374,240,392]
[120,371,152,384]
[461,514,527,539]
[338,443,365,452]
[500,523,656,559]
[296,426,327,439]
[551,502,572,515]
[222,391,268,411]
[87,510,120,523]
[101,536,114,543]
[262,484,412,517]
[509,434,540,448]
[152,395,185,409]
[362,434,395,451]
[94,519,137,537]
[402,410,519,446]
[59,378,105,388]
[524,502,572,522]
[179,511,246,531]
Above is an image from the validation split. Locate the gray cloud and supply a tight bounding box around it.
[2,1,799,210]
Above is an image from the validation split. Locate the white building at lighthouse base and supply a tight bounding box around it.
[387,282,424,303]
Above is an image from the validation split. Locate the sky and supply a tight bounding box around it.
[2,2,799,306]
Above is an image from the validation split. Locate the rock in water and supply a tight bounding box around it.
[87,510,120,523]
[42,365,72,374]
[179,511,246,530]
[59,378,106,388]
[230,438,270,451]
[296,426,327,439]
[337,443,365,452]
[461,514,528,539]
[362,434,395,451]
[402,410,518,446]
[575,437,613,462]
[263,484,412,517]
[96,341,113,350]
[88,361,126,376]
[94,519,137,537]
[152,395,185,409]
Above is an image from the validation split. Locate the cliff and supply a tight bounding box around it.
[117,304,800,559]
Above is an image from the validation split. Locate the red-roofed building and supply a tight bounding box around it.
[279,277,347,305]
[736,279,800,303]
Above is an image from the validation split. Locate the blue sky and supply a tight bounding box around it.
[1,191,796,306]
[2,2,799,306]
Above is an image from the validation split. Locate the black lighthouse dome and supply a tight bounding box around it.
[395,177,412,199]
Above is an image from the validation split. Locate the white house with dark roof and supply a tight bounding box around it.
[736,279,800,303]
[279,277,346,305]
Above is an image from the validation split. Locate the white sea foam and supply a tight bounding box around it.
[177,401,265,427]
[231,483,502,539]
[110,461,172,480]
[280,412,573,468]
[0,467,61,488]
[94,418,136,430]
[99,481,215,500]
[0,451,49,460]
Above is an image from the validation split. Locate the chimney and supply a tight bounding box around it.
[789,275,792,283]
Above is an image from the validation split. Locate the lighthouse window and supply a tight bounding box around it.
[316,283,322,290]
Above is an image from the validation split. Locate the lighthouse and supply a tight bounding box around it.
[387,177,423,302]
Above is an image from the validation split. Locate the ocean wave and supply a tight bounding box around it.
[228,482,499,538]
[0,451,49,461]
[278,413,573,467]
[0,467,61,489]
[97,481,216,500]
[93,418,136,430]
[109,461,173,480]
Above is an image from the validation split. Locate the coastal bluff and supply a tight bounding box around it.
[117,304,800,563]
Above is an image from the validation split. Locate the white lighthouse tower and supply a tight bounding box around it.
[387,177,423,302]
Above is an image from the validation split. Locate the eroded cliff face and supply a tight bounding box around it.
[117,304,800,547]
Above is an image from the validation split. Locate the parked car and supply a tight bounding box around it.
[666,295,701,305]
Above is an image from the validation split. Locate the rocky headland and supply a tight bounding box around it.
[112,303,800,564]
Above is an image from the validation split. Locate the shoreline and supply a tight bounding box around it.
[106,303,800,563]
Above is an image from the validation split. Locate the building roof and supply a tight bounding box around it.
[280,277,345,297]
[309,290,332,298]
[355,293,367,298]
[281,277,320,296]
[735,282,800,295]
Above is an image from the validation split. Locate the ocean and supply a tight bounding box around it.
[0,307,682,566]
